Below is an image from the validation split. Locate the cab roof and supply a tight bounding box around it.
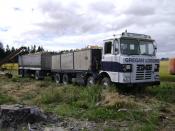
[104,32,154,42]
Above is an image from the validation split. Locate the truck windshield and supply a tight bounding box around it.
[120,38,155,56]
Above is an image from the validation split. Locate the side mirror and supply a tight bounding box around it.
[153,41,157,50]
[154,45,157,52]
[154,45,157,55]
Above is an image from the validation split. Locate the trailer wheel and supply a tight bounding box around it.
[35,71,43,80]
[101,77,111,87]
[35,71,40,80]
[55,73,62,84]
[62,74,70,85]
[5,73,13,78]
[86,76,95,86]
[19,69,24,77]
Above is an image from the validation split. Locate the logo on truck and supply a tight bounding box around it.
[125,58,159,63]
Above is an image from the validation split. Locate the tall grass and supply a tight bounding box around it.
[34,83,160,129]
[147,82,175,103]
[36,85,102,106]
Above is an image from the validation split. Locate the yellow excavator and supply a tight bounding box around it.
[0,47,26,77]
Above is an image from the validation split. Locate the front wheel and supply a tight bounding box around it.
[101,77,111,87]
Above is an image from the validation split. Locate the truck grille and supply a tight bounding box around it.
[136,65,152,80]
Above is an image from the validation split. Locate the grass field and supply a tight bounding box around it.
[160,60,175,81]
[0,60,175,130]
[0,77,175,130]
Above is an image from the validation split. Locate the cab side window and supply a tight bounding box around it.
[104,41,112,54]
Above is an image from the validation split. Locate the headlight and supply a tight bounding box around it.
[122,64,132,72]
[154,64,159,72]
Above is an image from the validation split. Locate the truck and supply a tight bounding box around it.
[18,52,53,80]
[51,32,160,87]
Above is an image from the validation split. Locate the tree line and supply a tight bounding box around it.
[0,42,44,63]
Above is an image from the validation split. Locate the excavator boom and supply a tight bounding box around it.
[0,47,26,67]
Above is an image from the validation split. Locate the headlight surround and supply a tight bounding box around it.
[154,64,159,72]
[123,75,131,82]
[122,64,132,72]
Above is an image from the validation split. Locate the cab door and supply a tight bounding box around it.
[111,39,120,82]
[101,40,120,82]
[101,40,113,71]
[112,39,120,62]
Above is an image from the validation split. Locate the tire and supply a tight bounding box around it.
[55,73,62,84]
[24,70,29,77]
[19,69,24,77]
[35,71,40,80]
[86,76,95,86]
[101,77,111,87]
[5,73,13,78]
[35,71,43,80]
[62,74,71,85]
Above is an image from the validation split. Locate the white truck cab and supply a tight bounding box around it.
[100,32,160,86]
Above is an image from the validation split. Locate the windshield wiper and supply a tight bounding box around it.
[122,53,140,55]
[140,53,153,56]
[128,53,140,55]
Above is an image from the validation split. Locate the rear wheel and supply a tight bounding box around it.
[62,74,71,85]
[5,73,13,78]
[23,70,28,77]
[86,76,95,86]
[35,71,43,80]
[19,69,24,77]
[55,73,62,84]
[101,77,111,87]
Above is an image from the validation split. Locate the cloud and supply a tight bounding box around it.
[124,0,156,16]
[0,27,8,32]
[13,7,22,11]
[0,0,175,58]
[36,1,106,35]
[89,0,116,14]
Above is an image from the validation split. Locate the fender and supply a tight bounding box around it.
[98,71,111,80]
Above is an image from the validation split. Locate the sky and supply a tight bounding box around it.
[0,0,175,58]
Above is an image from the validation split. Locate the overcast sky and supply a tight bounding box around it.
[0,0,175,58]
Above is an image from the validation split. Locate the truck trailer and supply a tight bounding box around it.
[52,48,102,85]
[51,32,160,87]
[18,52,53,80]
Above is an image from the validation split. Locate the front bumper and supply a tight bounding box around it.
[118,81,160,87]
